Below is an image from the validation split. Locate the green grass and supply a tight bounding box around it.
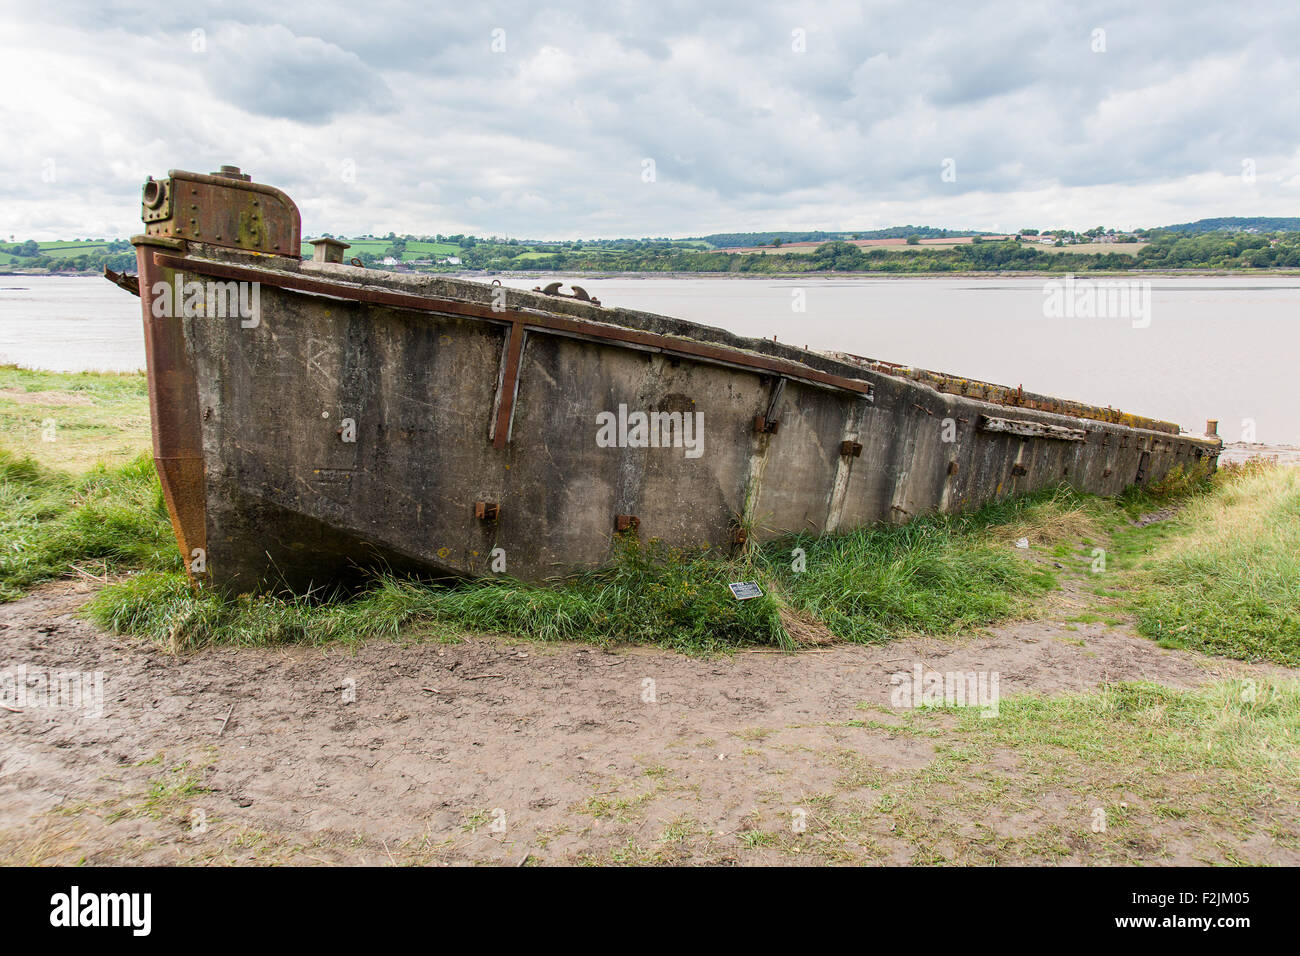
[82,490,1085,653]
[1130,463,1300,666]
[57,453,1287,660]
[296,239,463,260]
[0,449,179,601]
[37,241,111,259]
[831,677,1300,864]
[0,364,151,473]
[298,239,386,258]
[405,240,460,257]
[574,676,1300,865]
[298,238,389,258]
[753,495,1063,643]
[940,677,1298,786]
[87,539,787,654]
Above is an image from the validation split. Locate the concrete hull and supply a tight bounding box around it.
[123,168,1222,594]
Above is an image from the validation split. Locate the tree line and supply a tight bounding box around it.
[6,231,1300,275]
[2,239,135,273]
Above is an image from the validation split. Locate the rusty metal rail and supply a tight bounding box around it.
[149,252,879,404]
[834,352,1181,435]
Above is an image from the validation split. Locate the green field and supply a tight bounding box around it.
[298,238,463,260]
[730,240,1145,256]
[1037,241,1142,256]
[404,240,460,257]
[299,238,386,258]
[0,240,121,267]
[0,365,151,473]
[294,237,704,262]
[36,241,113,258]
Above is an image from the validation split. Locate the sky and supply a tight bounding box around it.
[1,0,1298,241]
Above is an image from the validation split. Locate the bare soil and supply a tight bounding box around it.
[1,575,1291,866]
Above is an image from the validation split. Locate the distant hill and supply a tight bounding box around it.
[696,226,998,249]
[1157,217,1300,235]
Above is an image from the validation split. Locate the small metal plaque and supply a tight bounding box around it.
[728,581,763,600]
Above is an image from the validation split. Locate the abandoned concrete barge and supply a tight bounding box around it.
[108,166,1222,594]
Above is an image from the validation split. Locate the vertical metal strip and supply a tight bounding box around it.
[491,320,526,449]
[825,399,870,533]
[135,242,208,582]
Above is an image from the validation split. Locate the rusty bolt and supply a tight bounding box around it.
[840,440,863,457]
[615,514,640,533]
[475,501,500,521]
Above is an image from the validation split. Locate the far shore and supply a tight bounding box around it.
[476,269,1300,281]
[6,267,1300,281]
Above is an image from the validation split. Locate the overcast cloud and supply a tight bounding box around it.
[2,0,1298,239]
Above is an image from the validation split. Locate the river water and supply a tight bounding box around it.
[3,274,1296,442]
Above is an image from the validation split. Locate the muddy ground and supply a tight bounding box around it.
[2,574,1293,867]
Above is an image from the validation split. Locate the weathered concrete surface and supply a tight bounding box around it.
[125,169,1221,594]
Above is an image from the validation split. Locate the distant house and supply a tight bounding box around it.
[438,256,462,265]
[382,256,399,266]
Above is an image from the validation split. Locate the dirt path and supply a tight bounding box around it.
[2,576,1292,866]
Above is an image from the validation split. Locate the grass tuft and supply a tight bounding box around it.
[755,503,1060,644]
[0,449,179,600]
[86,491,1077,653]
[941,677,1300,784]
[87,538,788,654]
[1131,463,1300,665]
[0,364,150,473]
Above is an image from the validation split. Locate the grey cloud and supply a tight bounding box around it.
[2,0,1300,240]
[200,23,395,123]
